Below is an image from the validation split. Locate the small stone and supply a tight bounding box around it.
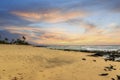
[93,60,96,62]
[82,58,86,60]
[117,75,120,80]
[99,73,109,76]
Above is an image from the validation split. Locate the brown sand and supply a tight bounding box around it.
[0,44,120,80]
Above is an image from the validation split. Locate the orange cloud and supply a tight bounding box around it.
[32,29,120,45]
[4,25,120,45]
[12,10,87,23]
[12,12,42,22]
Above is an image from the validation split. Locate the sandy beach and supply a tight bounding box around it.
[0,44,120,80]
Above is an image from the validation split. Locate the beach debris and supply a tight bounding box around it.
[104,64,116,71]
[91,52,103,57]
[111,78,115,80]
[104,68,107,71]
[82,58,86,60]
[104,52,120,62]
[115,58,120,62]
[113,68,116,70]
[93,60,96,62]
[99,73,109,76]
[88,50,120,62]
[104,55,115,61]
[117,75,120,80]
[104,59,108,62]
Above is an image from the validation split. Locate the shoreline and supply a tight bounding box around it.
[48,47,120,62]
[0,44,120,80]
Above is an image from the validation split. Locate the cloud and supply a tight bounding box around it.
[3,25,120,45]
[66,19,103,33]
[0,30,21,40]
[80,22,97,32]
[3,26,71,44]
[104,23,120,38]
[0,11,32,27]
[12,10,87,23]
[0,25,119,45]
[3,26,81,44]
[0,0,119,27]
[104,0,120,13]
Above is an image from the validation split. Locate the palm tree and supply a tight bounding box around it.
[10,39,15,44]
[4,38,8,43]
[22,36,26,42]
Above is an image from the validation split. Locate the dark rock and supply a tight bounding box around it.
[104,68,107,71]
[93,60,96,62]
[99,73,109,76]
[82,58,86,60]
[117,75,120,80]
[104,64,116,71]
[111,78,115,80]
[113,68,116,70]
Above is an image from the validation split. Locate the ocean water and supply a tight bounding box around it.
[47,45,120,52]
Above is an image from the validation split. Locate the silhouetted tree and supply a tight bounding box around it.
[0,34,29,45]
[15,37,29,45]
[4,38,9,44]
[22,36,26,42]
[5,38,8,41]
[10,39,15,44]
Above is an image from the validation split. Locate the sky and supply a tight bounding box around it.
[0,0,120,45]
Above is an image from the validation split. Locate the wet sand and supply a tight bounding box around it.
[0,44,120,80]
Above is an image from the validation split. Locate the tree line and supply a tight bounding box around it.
[0,34,29,45]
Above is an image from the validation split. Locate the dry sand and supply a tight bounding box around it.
[0,44,120,80]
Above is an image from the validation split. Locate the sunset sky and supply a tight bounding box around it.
[0,0,120,45]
